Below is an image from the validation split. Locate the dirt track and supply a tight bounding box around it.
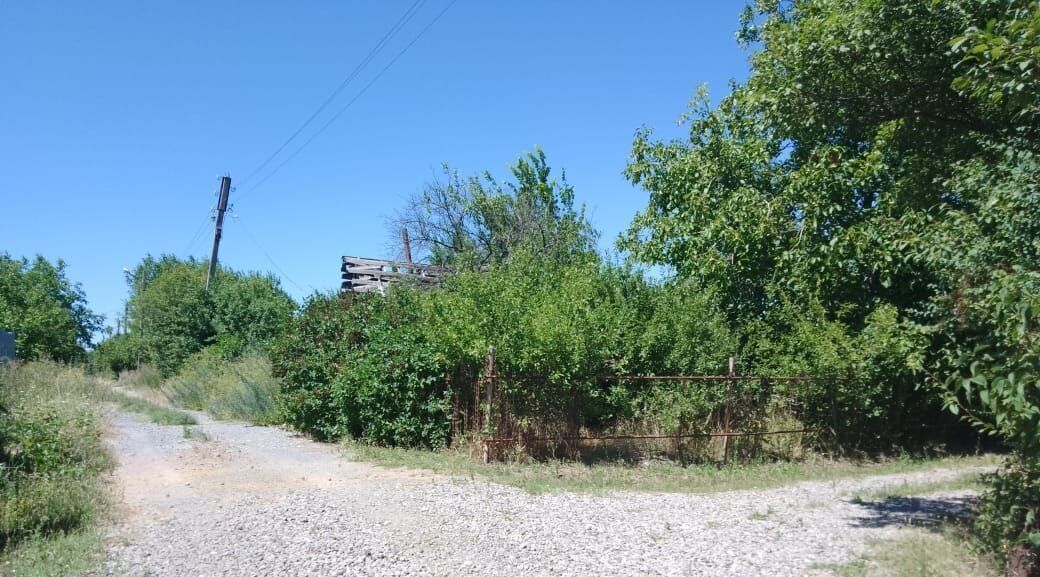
[98,408,987,577]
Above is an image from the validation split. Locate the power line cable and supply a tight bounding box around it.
[234,217,311,294]
[237,0,428,188]
[182,212,214,257]
[237,0,459,201]
[182,178,226,256]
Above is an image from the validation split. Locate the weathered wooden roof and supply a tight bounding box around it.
[340,256,450,293]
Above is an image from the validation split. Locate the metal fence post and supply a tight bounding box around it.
[722,356,735,465]
[482,346,496,463]
[831,375,841,455]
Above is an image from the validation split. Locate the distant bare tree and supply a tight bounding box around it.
[391,149,597,267]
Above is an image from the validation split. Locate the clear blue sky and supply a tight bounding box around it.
[1,1,749,333]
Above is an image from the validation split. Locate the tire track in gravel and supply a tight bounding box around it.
[97,408,991,577]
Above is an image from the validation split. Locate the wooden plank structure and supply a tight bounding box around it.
[340,256,450,293]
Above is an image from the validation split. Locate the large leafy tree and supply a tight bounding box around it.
[118,256,296,375]
[623,0,1039,567]
[622,1,1002,321]
[132,262,213,375]
[0,254,101,361]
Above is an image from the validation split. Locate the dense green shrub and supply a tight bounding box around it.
[976,456,1040,561]
[274,253,941,452]
[134,263,212,376]
[275,289,452,446]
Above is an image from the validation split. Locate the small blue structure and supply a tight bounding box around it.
[0,329,15,363]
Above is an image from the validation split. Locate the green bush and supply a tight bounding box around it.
[976,456,1040,562]
[275,289,452,446]
[0,473,105,547]
[0,408,105,475]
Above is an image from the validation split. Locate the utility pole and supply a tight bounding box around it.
[401,228,413,265]
[205,176,232,292]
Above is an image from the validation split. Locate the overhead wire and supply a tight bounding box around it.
[234,216,311,294]
[185,0,458,291]
[236,0,428,189]
[182,212,214,257]
[236,0,459,202]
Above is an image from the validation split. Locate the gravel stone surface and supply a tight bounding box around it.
[97,409,985,577]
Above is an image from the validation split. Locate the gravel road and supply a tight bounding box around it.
[98,409,985,577]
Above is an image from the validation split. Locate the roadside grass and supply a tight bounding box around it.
[825,470,997,576]
[0,362,111,576]
[126,351,281,425]
[106,390,196,426]
[849,472,985,503]
[116,364,164,391]
[0,529,104,577]
[822,531,998,577]
[345,443,1002,495]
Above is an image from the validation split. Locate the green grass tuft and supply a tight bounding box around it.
[849,472,985,503]
[181,425,210,441]
[823,531,998,577]
[0,529,104,577]
[106,391,196,426]
[345,443,1001,495]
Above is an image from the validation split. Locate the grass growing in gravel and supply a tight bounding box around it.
[345,443,1001,494]
[849,472,985,503]
[823,532,998,577]
[181,425,210,441]
[107,391,196,426]
[0,362,111,575]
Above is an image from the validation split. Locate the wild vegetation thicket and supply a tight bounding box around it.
[88,257,294,424]
[90,255,295,378]
[4,0,1036,572]
[0,363,111,570]
[0,253,111,571]
[273,151,956,455]
[271,0,1040,570]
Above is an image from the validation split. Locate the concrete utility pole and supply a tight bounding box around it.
[205,176,232,292]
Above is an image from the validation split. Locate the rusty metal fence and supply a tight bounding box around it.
[459,348,856,463]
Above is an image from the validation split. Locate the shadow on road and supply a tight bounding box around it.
[850,495,976,531]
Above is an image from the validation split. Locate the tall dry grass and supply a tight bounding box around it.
[0,362,111,552]
[123,351,282,424]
